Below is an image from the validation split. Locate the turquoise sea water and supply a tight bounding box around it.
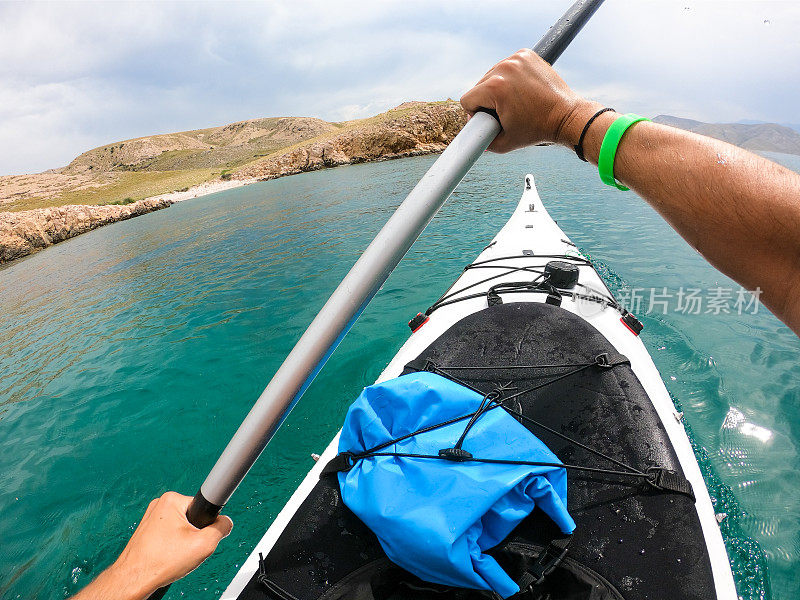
[1,146,798,599]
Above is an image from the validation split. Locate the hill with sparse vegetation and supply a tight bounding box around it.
[0,101,467,264]
[7,104,796,266]
[0,101,465,213]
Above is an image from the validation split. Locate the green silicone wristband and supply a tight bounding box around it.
[598,113,650,191]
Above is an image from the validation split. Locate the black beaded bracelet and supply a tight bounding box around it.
[574,107,615,162]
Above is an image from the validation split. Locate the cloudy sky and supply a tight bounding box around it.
[1,0,799,175]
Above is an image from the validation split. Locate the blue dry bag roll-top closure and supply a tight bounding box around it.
[336,372,576,598]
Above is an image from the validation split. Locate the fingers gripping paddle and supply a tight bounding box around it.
[148,1,605,597]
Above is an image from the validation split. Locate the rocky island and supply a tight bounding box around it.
[3,101,799,266]
[0,101,467,265]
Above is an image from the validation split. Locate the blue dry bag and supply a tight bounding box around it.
[337,372,576,598]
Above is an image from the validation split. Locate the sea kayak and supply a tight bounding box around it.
[222,174,737,600]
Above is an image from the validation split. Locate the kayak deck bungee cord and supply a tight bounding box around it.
[222,176,738,600]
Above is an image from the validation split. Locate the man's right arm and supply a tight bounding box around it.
[461,49,800,334]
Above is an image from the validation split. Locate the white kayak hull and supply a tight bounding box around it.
[223,174,736,599]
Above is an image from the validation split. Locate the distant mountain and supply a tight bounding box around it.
[653,115,800,155]
[736,119,800,133]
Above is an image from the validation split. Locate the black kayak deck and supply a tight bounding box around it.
[236,303,716,600]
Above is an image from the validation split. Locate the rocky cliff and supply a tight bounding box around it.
[0,198,172,264]
[234,101,468,180]
[3,101,467,213]
[0,101,468,265]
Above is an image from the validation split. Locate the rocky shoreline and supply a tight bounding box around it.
[0,198,172,264]
[0,102,468,266]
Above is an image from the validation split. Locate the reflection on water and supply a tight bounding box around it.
[2,146,798,599]
[723,408,773,447]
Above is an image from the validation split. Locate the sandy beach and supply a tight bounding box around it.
[146,177,259,204]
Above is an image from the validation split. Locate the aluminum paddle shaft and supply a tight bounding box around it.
[148,1,605,597]
[198,110,501,511]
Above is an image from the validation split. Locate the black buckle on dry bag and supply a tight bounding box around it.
[518,535,572,590]
[438,447,473,461]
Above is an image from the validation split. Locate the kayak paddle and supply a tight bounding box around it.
[148,1,605,597]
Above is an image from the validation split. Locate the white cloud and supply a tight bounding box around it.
[0,0,799,174]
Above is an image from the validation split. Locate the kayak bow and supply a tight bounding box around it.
[223,175,738,600]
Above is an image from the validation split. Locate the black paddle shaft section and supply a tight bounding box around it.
[186,489,226,527]
[473,0,605,125]
[534,0,605,64]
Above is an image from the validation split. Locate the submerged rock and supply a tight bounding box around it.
[0,198,172,264]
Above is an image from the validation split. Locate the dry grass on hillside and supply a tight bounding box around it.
[1,101,455,213]
[1,169,219,212]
